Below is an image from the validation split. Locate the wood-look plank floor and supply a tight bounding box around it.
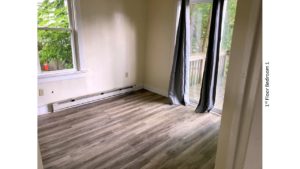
[38,90,221,169]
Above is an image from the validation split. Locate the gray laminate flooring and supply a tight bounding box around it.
[38,90,221,169]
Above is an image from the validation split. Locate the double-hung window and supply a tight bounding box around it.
[37,0,79,77]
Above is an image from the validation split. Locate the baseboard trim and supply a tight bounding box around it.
[37,84,166,116]
[38,105,50,116]
[143,84,168,97]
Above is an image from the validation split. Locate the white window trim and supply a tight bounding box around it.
[38,0,86,83]
[38,69,87,84]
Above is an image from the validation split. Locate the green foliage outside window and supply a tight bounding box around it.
[38,0,73,71]
[190,0,237,55]
[221,0,237,53]
[190,3,212,54]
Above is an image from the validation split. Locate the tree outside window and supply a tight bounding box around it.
[38,0,74,72]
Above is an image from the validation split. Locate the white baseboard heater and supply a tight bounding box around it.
[52,85,138,112]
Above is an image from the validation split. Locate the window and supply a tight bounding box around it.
[189,1,213,103]
[214,0,237,112]
[37,0,77,75]
[188,0,238,114]
[190,2,212,55]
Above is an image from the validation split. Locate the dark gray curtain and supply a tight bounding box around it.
[168,0,190,105]
[195,0,225,113]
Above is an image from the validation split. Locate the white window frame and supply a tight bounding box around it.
[38,0,86,83]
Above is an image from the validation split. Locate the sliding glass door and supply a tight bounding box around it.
[189,1,213,103]
[214,0,237,113]
[189,0,237,114]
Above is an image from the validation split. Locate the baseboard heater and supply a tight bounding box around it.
[52,85,137,112]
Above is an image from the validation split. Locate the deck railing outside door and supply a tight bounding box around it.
[189,52,228,108]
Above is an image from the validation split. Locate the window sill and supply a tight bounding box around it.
[38,70,87,84]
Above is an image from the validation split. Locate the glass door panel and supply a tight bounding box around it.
[189,2,213,103]
[189,0,238,115]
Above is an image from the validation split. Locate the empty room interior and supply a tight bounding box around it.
[37,0,262,168]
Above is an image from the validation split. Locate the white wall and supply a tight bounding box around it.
[214,0,262,167]
[38,0,180,108]
[243,79,262,169]
[38,0,147,107]
[144,0,178,96]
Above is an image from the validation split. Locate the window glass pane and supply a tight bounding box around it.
[38,0,70,28]
[38,29,73,72]
[188,0,238,114]
[215,0,237,111]
[190,3,212,55]
[189,3,212,103]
